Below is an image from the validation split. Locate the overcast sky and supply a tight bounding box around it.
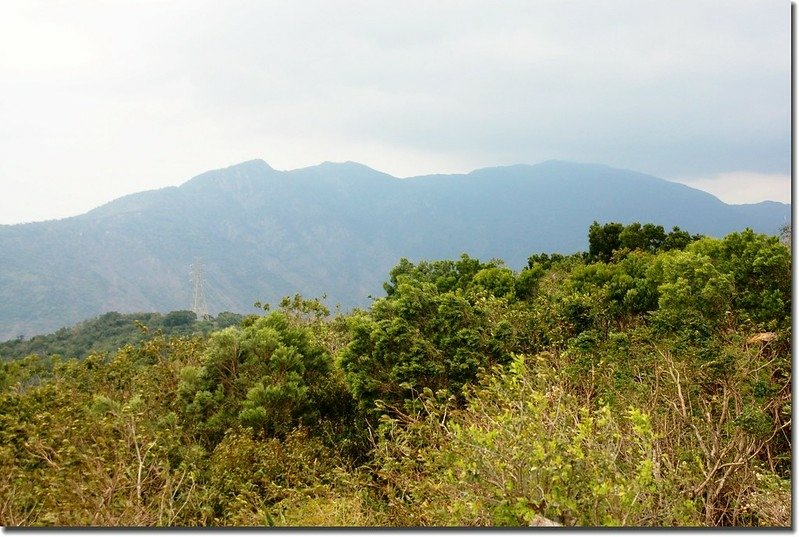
[0,0,791,224]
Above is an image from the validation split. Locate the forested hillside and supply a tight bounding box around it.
[0,159,790,340]
[0,224,790,527]
[0,311,244,363]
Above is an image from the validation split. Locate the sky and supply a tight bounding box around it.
[0,0,791,225]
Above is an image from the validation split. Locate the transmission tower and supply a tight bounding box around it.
[191,258,210,319]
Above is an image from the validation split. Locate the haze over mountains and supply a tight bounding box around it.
[0,159,790,341]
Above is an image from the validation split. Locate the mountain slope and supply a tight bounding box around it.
[0,159,790,340]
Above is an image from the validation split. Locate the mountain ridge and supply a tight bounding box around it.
[0,159,789,340]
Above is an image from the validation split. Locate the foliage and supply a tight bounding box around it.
[588,221,701,262]
[382,254,497,296]
[0,224,790,527]
[178,310,351,446]
[0,310,244,362]
[340,256,536,415]
[371,356,670,526]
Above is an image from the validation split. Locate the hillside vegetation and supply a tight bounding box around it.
[0,311,244,363]
[0,223,790,527]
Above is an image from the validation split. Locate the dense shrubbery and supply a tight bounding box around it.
[0,224,791,527]
[340,255,534,414]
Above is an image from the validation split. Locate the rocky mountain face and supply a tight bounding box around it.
[0,159,789,340]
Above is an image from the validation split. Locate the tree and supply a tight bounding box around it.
[178,311,342,444]
[341,258,522,414]
[470,267,516,299]
[383,254,496,296]
[588,221,624,262]
[662,226,697,251]
[163,310,198,327]
[619,222,667,253]
[647,249,734,335]
[689,230,791,331]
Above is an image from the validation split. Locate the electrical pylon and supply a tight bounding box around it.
[191,258,210,319]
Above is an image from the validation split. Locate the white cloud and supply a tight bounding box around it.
[0,8,98,73]
[674,171,791,205]
[0,0,790,224]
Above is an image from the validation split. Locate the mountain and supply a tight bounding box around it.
[0,159,790,340]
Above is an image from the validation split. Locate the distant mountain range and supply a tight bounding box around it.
[0,159,790,340]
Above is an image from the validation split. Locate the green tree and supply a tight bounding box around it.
[383,254,495,296]
[689,230,791,331]
[662,226,698,251]
[178,311,341,444]
[341,258,524,414]
[163,310,198,327]
[648,249,735,335]
[588,221,624,262]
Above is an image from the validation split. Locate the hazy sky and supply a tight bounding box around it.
[0,0,791,224]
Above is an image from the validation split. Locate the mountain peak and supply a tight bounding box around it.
[181,159,277,189]
[294,160,398,181]
[534,159,630,173]
[225,159,274,173]
[238,158,274,170]
[316,161,385,173]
